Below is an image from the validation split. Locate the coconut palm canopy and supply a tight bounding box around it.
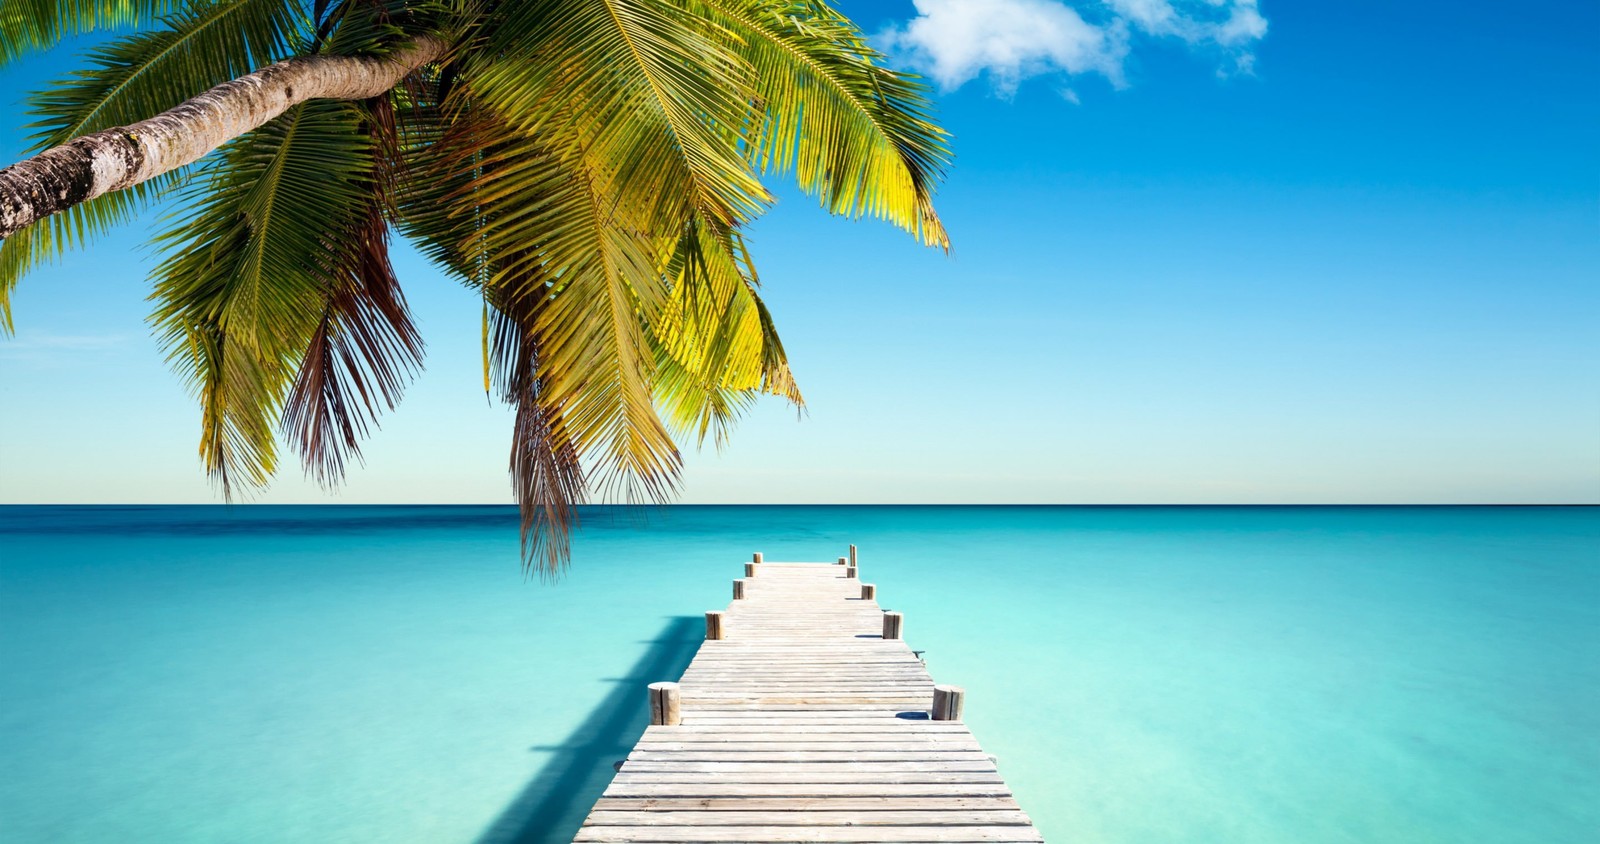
[0,0,950,574]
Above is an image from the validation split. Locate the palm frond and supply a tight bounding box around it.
[2,0,299,334]
[280,196,423,486]
[395,86,600,574]
[0,225,40,332]
[150,97,382,496]
[469,0,770,232]
[25,0,297,148]
[401,99,682,559]
[0,0,181,65]
[489,283,587,578]
[475,133,680,504]
[653,216,800,447]
[319,0,456,56]
[282,93,424,487]
[390,71,482,282]
[698,0,951,248]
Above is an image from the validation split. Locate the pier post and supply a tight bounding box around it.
[846,565,858,579]
[648,682,681,726]
[752,552,763,564]
[732,579,746,600]
[705,611,725,640]
[745,562,757,578]
[882,611,904,640]
[933,685,966,721]
[861,583,876,600]
[849,544,857,566]
[837,556,847,565]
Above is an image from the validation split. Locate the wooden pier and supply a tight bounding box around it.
[575,550,1043,842]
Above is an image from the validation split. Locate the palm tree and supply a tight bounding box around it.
[0,0,949,574]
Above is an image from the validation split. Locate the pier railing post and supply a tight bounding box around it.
[752,552,763,564]
[849,544,858,566]
[648,682,681,726]
[882,611,904,640]
[837,556,847,565]
[705,611,725,640]
[846,565,857,579]
[732,579,746,600]
[932,685,965,721]
[744,562,757,578]
[861,583,876,600]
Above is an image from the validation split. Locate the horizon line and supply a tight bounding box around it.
[1,502,1595,508]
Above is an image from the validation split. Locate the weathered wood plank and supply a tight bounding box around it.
[634,735,979,745]
[583,809,1032,826]
[599,783,1022,797]
[591,797,1023,811]
[628,751,995,763]
[609,772,1007,784]
[617,761,1001,773]
[574,826,1045,842]
[639,724,970,734]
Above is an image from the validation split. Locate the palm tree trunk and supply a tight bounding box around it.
[0,36,446,239]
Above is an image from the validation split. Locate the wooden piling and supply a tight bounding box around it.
[837,556,847,565]
[732,579,746,600]
[882,610,904,640]
[846,565,858,579]
[647,681,680,726]
[849,544,858,566]
[933,684,966,721]
[704,610,725,640]
[744,562,757,578]
[752,551,763,563]
[861,582,876,600]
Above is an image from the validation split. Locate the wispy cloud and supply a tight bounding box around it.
[0,332,131,364]
[880,0,1268,97]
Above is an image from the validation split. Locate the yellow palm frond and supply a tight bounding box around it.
[700,0,952,248]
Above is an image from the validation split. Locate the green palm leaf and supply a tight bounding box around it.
[653,216,800,447]
[470,0,771,232]
[699,0,951,247]
[0,0,180,64]
[402,100,682,556]
[150,97,384,495]
[1,0,298,333]
[472,131,680,502]
[282,90,425,488]
[390,78,488,284]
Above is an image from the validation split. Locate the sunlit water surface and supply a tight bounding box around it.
[1,505,1596,843]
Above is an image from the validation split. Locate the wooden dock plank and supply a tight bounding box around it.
[597,783,1023,798]
[609,774,1008,785]
[584,810,1033,825]
[616,760,999,771]
[573,558,1043,842]
[591,797,1024,811]
[574,827,1045,843]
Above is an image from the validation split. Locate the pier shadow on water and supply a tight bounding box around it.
[474,616,702,844]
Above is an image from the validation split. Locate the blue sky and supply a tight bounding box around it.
[1,0,1596,504]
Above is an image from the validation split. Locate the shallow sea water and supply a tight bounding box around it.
[1,505,1596,843]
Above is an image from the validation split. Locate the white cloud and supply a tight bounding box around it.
[878,0,1127,95]
[1110,0,1269,45]
[881,0,1268,96]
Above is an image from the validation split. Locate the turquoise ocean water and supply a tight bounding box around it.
[1,505,1596,843]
